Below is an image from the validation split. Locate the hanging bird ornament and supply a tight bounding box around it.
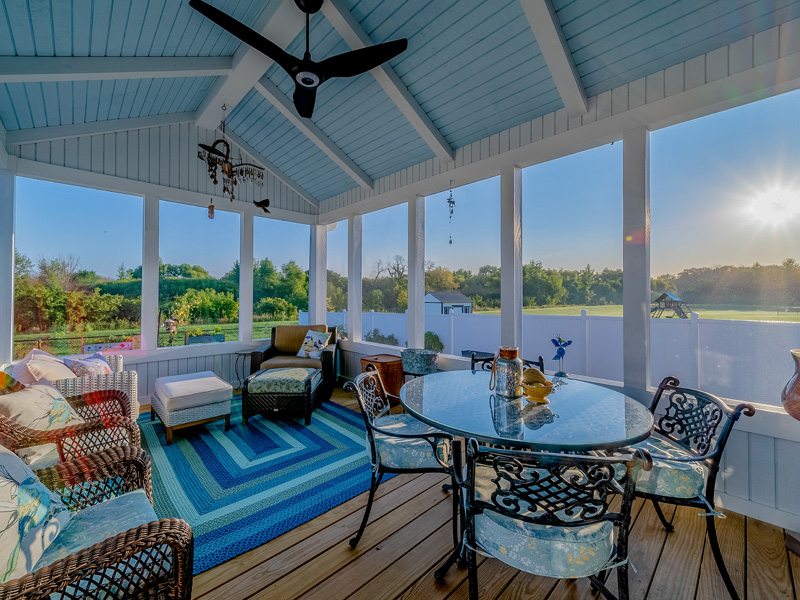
[447,186,455,245]
[551,334,572,378]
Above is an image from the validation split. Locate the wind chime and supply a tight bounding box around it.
[447,182,455,245]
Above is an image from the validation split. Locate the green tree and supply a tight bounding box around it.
[365,289,384,311]
[426,266,457,292]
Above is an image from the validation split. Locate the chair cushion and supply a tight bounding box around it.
[0,445,71,583]
[273,324,329,355]
[371,414,450,470]
[297,330,332,360]
[261,356,323,371]
[35,490,157,569]
[632,432,707,499]
[475,510,614,579]
[12,349,76,385]
[154,371,233,412]
[248,368,321,394]
[63,354,113,377]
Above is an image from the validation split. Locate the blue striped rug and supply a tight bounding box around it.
[138,396,374,574]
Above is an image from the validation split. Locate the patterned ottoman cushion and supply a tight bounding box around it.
[248,368,321,394]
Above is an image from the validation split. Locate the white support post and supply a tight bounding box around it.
[347,215,363,342]
[239,213,254,343]
[309,225,328,325]
[622,126,651,400]
[0,169,14,365]
[500,165,523,353]
[141,195,160,352]
[408,196,425,349]
[690,311,700,387]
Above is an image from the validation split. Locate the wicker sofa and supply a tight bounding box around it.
[49,354,140,416]
[250,325,338,402]
[0,446,193,600]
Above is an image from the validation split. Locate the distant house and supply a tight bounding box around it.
[425,291,473,314]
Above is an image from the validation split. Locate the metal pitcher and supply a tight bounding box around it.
[489,346,523,398]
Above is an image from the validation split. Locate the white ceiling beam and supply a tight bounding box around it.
[0,56,232,83]
[519,0,588,118]
[194,0,305,130]
[321,0,454,163]
[222,126,319,210]
[6,112,196,144]
[254,76,374,190]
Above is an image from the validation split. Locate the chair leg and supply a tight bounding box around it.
[467,548,479,600]
[350,470,382,548]
[706,514,740,600]
[652,499,675,532]
[450,474,460,550]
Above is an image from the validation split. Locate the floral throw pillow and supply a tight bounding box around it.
[63,353,113,377]
[0,373,24,396]
[296,330,331,360]
[0,445,71,582]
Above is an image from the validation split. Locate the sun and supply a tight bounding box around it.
[746,187,800,225]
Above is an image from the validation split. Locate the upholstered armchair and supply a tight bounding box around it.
[250,325,338,401]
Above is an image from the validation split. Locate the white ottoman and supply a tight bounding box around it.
[151,371,233,444]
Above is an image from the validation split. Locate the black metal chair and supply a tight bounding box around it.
[470,352,545,372]
[631,376,755,600]
[345,370,460,549]
[462,439,652,600]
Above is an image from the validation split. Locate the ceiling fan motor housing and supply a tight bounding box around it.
[294,0,324,14]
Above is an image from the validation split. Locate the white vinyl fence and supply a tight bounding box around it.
[302,310,800,407]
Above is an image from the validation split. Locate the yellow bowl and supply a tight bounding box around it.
[522,381,554,403]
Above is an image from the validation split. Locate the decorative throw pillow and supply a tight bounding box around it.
[0,445,71,582]
[63,353,113,377]
[0,373,24,396]
[296,330,332,360]
[11,350,76,386]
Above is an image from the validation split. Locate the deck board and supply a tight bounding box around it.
[194,387,797,600]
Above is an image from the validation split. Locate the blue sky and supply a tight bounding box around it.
[14,88,800,280]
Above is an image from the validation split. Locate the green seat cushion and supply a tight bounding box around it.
[632,433,707,499]
[371,414,450,470]
[35,490,157,568]
[248,368,321,395]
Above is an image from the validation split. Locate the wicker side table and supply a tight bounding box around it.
[243,367,322,426]
[360,354,404,405]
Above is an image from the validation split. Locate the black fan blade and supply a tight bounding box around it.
[317,39,408,79]
[293,84,318,118]
[198,143,226,158]
[189,0,300,74]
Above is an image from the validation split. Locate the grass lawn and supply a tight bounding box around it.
[476,304,800,322]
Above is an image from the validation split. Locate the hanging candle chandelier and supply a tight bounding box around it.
[447,182,455,245]
[198,105,265,202]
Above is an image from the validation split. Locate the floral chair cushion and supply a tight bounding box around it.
[247,368,321,394]
[474,510,614,580]
[631,433,707,499]
[63,353,113,377]
[370,414,450,470]
[0,446,71,583]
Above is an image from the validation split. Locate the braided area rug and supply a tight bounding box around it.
[138,396,375,574]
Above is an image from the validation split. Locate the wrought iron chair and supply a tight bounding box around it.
[470,352,545,372]
[630,376,755,600]
[463,439,652,600]
[345,370,459,549]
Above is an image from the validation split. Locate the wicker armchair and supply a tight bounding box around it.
[0,446,193,600]
[50,354,140,416]
[0,390,141,466]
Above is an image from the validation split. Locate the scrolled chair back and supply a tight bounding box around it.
[345,369,392,427]
[465,439,653,528]
[649,376,756,460]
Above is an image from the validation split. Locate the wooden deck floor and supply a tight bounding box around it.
[192,388,800,600]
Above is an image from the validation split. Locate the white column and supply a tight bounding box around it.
[500,165,523,353]
[347,215,363,342]
[239,213,254,343]
[141,194,160,352]
[308,224,327,325]
[408,196,425,349]
[0,169,14,365]
[622,126,651,399]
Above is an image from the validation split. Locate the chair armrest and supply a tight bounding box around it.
[35,446,153,511]
[66,389,131,419]
[321,342,336,381]
[52,371,139,416]
[250,344,278,375]
[0,518,193,600]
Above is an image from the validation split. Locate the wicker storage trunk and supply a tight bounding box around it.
[360,354,404,404]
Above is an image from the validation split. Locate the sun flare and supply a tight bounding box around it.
[747,187,800,225]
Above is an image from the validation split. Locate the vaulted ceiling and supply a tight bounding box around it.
[2,0,799,205]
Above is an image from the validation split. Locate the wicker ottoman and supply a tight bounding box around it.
[243,367,322,426]
[151,371,232,444]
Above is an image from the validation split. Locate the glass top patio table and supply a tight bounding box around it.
[399,371,653,452]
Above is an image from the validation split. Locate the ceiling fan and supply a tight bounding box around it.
[189,0,408,118]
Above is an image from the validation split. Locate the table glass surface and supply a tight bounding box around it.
[399,371,653,451]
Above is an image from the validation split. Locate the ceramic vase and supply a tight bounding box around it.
[781,349,800,421]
